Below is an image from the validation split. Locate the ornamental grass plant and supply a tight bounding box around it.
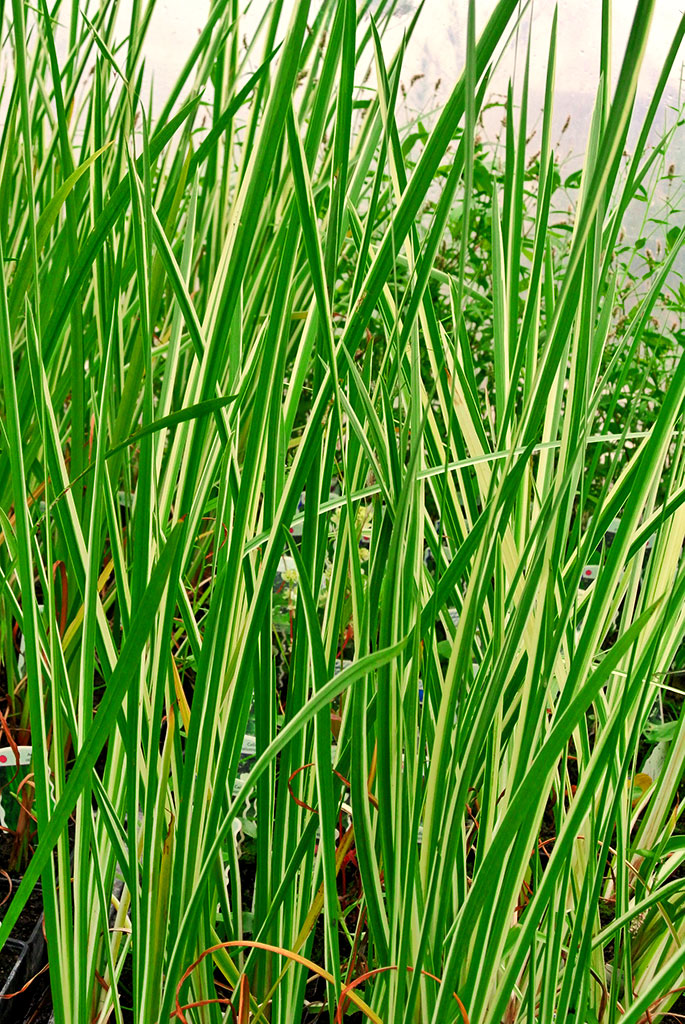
[1,0,685,1021]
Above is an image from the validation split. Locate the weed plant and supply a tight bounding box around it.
[1,1,685,1022]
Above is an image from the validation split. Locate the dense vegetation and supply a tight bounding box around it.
[1,0,685,1021]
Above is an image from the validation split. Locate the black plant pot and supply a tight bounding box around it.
[0,882,46,1023]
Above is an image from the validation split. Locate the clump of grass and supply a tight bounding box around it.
[0,1,685,1022]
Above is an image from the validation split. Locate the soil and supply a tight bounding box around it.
[0,886,44,945]
[18,968,51,1024]
[0,831,44,945]
[118,955,135,1024]
[0,828,47,1023]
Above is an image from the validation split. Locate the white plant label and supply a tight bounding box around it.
[0,745,32,766]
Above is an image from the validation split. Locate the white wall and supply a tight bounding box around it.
[125,0,683,186]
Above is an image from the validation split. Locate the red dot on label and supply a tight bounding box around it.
[0,756,6,764]
[585,570,592,576]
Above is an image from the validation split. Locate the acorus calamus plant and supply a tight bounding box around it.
[1,0,685,1021]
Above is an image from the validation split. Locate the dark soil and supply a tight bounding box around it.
[118,954,135,1024]
[0,829,47,1023]
[0,886,43,945]
[18,968,51,1024]
[0,831,44,948]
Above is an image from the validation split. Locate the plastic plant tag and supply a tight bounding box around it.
[0,747,32,767]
